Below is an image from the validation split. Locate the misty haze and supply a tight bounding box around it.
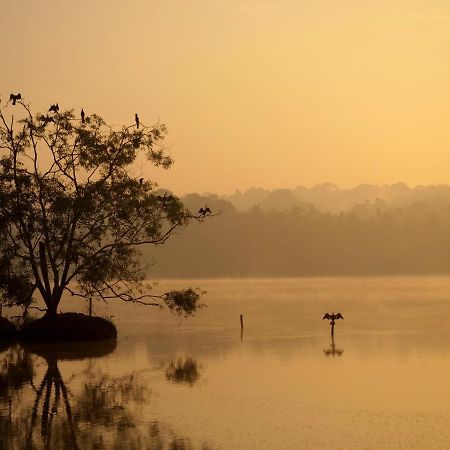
[3,1,450,449]
[148,183,450,277]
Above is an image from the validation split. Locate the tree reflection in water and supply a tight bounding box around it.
[0,343,209,450]
[0,344,34,449]
[165,357,201,386]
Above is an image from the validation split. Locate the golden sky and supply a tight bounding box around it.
[2,0,450,194]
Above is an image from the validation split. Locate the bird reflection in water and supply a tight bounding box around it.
[323,336,344,357]
[0,342,208,450]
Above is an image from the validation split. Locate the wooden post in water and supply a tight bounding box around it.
[331,320,335,337]
[240,314,244,330]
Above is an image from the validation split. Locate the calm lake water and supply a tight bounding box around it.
[3,276,450,449]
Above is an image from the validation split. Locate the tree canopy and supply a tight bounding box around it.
[0,97,204,317]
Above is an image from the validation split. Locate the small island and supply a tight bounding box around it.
[20,313,117,341]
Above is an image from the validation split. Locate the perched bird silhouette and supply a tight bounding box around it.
[81,108,85,124]
[135,113,140,129]
[198,205,212,216]
[9,93,22,105]
[323,312,344,336]
[139,177,144,184]
[323,312,344,321]
[49,103,59,113]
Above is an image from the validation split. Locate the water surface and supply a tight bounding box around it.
[2,276,450,449]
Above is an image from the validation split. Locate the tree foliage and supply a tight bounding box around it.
[0,98,203,317]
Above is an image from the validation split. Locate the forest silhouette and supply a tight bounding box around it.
[146,185,450,277]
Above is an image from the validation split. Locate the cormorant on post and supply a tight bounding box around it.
[49,103,59,113]
[81,108,85,123]
[139,177,144,184]
[9,93,22,105]
[322,312,344,336]
[135,113,140,129]
[323,312,344,321]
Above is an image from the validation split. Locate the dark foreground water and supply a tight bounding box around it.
[3,277,450,449]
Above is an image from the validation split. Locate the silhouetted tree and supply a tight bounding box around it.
[0,97,203,317]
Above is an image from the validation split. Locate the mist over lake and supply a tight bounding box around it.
[146,187,450,278]
[3,276,450,449]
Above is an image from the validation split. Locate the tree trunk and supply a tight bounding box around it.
[43,291,62,318]
[39,242,59,318]
[45,301,58,318]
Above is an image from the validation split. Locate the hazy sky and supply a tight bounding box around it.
[2,0,450,194]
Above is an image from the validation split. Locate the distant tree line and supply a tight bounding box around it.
[145,193,450,277]
[224,183,450,213]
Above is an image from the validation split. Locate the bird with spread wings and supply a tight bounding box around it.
[198,205,212,217]
[49,103,59,113]
[9,93,22,105]
[323,312,344,336]
[322,312,344,321]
